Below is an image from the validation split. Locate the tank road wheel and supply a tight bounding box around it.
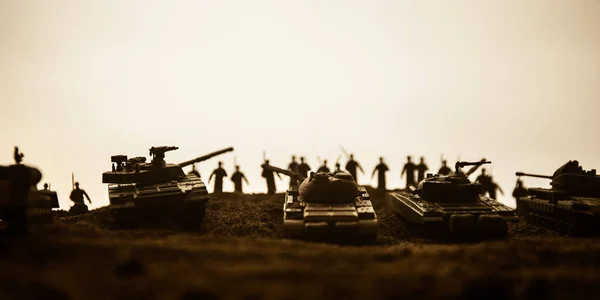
[175,201,206,231]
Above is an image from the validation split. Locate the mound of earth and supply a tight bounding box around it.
[1,189,598,299]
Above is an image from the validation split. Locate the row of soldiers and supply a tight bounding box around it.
[196,154,514,200]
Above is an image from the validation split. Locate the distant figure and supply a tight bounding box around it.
[512,179,528,199]
[401,156,417,188]
[438,159,452,175]
[43,183,49,190]
[334,162,342,173]
[297,157,311,178]
[209,161,228,193]
[288,155,300,187]
[69,182,91,214]
[372,157,389,191]
[475,169,504,199]
[261,160,281,194]
[231,165,249,193]
[345,154,364,183]
[188,164,201,178]
[317,160,330,173]
[288,155,299,173]
[416,156,429,183]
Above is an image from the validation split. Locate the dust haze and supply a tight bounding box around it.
[1,0,598,210]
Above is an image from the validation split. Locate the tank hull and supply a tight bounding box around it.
[108,174,209,229]
[283,186,378,241]
[386,190,518,238]
[27,189,60,223]
[516,193,600,236]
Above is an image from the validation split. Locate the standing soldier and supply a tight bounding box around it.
[487,176,504,200]
[261,160,281,194]
[317,159,330,173]
[512,179,528,199]
[401,156,417,189]
[345,154,364,183]
[372,157,389,191]
[209,161,227,194]
[231,165,249,193]
[297,157,311,178]
[69,182,91,214]
[416,156,429,183]
[288,155,300,187]
[438,159,452,175]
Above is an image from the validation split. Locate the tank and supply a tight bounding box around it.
[264,165,378,242]
[29,184,60,223]
[515,160,600,235]
[386,160,518,238]
[102,146,234,229]
[0,147,50,234]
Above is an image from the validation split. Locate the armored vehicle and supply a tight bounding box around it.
[515,160,600,235]
[102,146,234,229]
[0,147,54,234]
[386,161,518,238]
[265,165,378,241]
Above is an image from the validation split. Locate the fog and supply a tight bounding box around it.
[1,0,598,210]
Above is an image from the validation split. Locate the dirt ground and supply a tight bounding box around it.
[1,187,599,300]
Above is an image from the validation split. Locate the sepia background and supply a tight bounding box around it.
[1,0,598,210]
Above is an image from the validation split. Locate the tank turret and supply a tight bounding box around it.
[516,160,600,197]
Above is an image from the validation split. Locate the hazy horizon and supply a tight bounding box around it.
[1,0,598,210]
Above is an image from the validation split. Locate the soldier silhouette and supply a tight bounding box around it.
[372,157,389,191]
[334,162,342,173]
[438,159,452,175]
[345,154,364,183]
[262,160,281,195]
[416,156,429,183]
[231,165,249,193]
[512,179,528,199]
[70,182,91,213]
[209,161,228,193]
[401,156,417,188]
[43,183,49,190]
[317,160,330,173]
[475,169,504,199]
[288,155,300,187]
[188,164,201,178]
[297,157,311,178]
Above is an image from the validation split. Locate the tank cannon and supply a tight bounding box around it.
[179,147,235,168]
[262,165,306,182]
[515,172,553,180]
[515,160,600,235]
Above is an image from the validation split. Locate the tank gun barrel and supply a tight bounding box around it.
[455,160,491,173]
[515,172,553,180]
[178,147,234,168]
[263,165,306,181]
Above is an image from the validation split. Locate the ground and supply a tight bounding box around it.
[1,187,599,300]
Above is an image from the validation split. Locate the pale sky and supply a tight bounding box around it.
[1,0,598,210]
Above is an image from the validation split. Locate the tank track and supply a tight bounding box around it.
[521,212,576,236]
